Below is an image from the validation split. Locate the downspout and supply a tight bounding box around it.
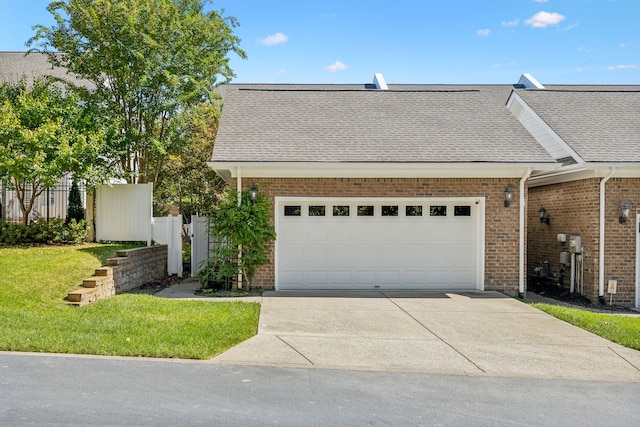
[236,167,243,289]
[598,167,616,304]
[519,167,532,298]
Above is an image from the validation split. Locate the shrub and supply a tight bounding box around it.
[0,218,88,245]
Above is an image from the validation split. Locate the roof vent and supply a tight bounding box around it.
[517,73,545,89]
[373,73,388,90]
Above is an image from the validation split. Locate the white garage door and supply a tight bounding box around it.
[275,197,484,290]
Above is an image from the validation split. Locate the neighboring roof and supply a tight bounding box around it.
[212,83,556,164]
[0,51,89,86]
[514,86,640,163]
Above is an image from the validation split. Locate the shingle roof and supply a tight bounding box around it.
[515,86,640,163]
[0,51,89,86]
[212,83,556,164]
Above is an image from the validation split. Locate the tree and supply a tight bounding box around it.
[202,189,276,289]
[0,77,106,225]
[154,103,226,218]
[29,0,246,186]
[66,181,85,222]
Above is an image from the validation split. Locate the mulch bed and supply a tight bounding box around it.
[125,276,183,295]
[530,281,636,314]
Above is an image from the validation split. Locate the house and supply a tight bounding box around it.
[209,74,559,296]
[507,79,640,307]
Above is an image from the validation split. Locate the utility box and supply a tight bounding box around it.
[569,235,582,253]
[560,251,570,265]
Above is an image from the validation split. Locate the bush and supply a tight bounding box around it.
[0,218,88,245]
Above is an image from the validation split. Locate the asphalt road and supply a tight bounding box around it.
[1,352,639,426]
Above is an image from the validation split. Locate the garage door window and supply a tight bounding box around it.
[454,206,471,216]
[357,205,374,216]
[430,205,447,216]
[284,206,301,216]
[333,205,350,216]
[382,205,399,216]
[309,205,326,216]
[406,205,423,216]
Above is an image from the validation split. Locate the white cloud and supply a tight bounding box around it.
[273,68,286,75]
[577,46,592,53]
[257,32,288,46]
[534,0,549,3]
[492,61,516,69]
[324,61,348,72]
[619,43,626,48]
[608,64,637,70]
[576,67,586,72]
[525,11,566,28]
[476,29,491,37]
[502,19,519,27]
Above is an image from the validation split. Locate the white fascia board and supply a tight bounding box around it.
[529,163,640,187]
[208,161,557,181]
[507,92,584,164]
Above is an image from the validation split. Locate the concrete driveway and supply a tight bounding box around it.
[212,290,640,382]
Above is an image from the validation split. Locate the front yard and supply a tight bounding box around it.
[0,244,260,359]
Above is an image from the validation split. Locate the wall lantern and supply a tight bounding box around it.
[504,186,514,208]
[619,202,630,224]
[538,207,550,225]
[249,184,258,204]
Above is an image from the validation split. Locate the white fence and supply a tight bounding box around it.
[96,183,153,244]
[94,184,213,279]
[190,215,212,276]
[152,215,183,276]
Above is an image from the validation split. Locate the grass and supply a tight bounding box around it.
[0,244,260,359]
[532,303,640,351]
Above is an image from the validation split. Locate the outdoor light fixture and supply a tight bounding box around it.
[619,202,630,224]
[504,186,514,208]
[249,184,258,204]
[538,207,550,225]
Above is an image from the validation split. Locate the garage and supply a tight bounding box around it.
[275,197,485,290]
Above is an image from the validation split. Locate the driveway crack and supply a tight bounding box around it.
[609,346,640,372]
[276,335,315,366]
[382,292,486,374]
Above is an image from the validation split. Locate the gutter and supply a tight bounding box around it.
[598,167,616,304]
[519,167,532,298]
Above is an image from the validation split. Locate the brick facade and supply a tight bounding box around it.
[528,178,639,307]
[241,177,524,295]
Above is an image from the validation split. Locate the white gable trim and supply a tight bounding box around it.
[517,73,545,89]
[507,92,584,164]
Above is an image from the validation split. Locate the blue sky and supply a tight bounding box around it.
[1,0,638,84]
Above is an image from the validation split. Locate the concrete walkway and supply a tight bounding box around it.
[156,282,640,381]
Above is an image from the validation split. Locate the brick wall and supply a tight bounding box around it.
[107,245,168,293]
[528,178,639,307]
[239,177,524,294]
[603,178,640,306]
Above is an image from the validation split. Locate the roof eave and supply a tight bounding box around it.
[208,161,559,182]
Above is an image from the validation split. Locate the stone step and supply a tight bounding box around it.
[67,287,100,306]
[107,257,128,267]
[94,267,113,278]
[82,275,112,288]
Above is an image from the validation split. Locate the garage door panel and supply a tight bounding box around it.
[276,198,481,290]
[353,270,376,284]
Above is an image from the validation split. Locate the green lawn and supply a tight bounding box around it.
[532,303,640,351]
[0,244,260,359]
